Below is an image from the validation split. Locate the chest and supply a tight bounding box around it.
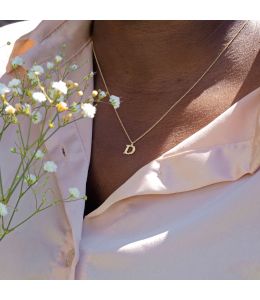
[83,74,257,216]
[83,28,260,216]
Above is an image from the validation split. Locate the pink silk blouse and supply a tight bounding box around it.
[0,21,259,279]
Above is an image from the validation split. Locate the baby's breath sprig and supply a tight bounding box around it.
[0,49,121,241]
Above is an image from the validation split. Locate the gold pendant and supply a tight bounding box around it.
[123,143,136,155]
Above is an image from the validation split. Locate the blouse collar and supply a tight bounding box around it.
[85,86,260,218]
[6,20,93,74]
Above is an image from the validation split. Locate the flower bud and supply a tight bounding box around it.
[63,113,73,123]
[66,80,75,89]
[49,121,55,128]
[92,90,98,97]
[56,101,68,112]
[78,91,84,96]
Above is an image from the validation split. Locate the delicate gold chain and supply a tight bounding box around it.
[92,21,248,154]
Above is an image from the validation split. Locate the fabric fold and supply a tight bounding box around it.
[86,87,260,218]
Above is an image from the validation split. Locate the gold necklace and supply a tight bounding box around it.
[92,21,248,155]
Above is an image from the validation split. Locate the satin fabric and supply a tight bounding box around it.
[0,21,259,279]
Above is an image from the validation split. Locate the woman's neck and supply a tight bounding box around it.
[91,20,243,96]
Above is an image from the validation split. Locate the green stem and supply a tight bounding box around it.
[6,196,86,237]
[4,105,49,203]
[5,169,46,230]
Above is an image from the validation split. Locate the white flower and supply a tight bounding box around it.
[81,103,96,118]
[68,187,80,199]
[35,149,44,159]
[89,71,95,78]
[0,83,10,95]
[46,62,55,70]
[5,104,16,114]
[109,95,120,109]
[99,90,107,99]
[52,80,68,95]
[11,56,24,68]
[55,55,63,63]
[25,174,37,185]
[8,78,21,88]
[70,64,78,71]
[28,65,44,83]
[8,79,22,96]
[0,202,8,217]
[43,161,57,173]
[30,65,44,75]
[31,111,42,124]
[32,92,46,103]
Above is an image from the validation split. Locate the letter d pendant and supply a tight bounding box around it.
[123,143,136,155]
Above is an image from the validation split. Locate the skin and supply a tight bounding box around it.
[84,20,260,216]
